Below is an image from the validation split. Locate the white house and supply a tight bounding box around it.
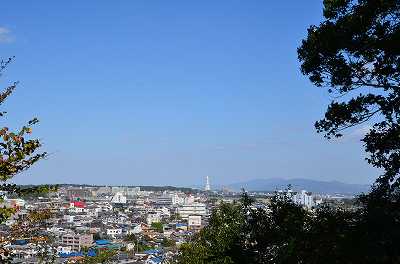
[111,192,127,204]
[146,212,161,225]
[188,215,202,229]
[106,226,123,238]
[127,224,142,234]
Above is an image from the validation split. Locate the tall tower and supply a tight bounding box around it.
[205,176,211,191]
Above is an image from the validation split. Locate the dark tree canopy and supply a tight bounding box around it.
[298,0,400,189]
[177,192,400,264]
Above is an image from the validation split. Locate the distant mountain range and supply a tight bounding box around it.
[220,178,371,195]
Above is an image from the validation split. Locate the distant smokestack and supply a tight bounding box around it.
[205,176,211,191]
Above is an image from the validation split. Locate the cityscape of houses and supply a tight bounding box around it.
[0,177,351,263]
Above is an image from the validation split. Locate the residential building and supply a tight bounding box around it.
[292,190,315,209]
[188,215,202,230]
[178,203,207,219]
[60,233,93,252]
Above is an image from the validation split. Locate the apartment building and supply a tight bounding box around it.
[60,233,93,252]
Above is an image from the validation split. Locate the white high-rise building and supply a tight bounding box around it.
[292,190,315,209]
[205,176,211,191]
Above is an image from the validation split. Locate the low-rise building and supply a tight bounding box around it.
[178,203,207,219]
[147,212,161,225]
[60,233,93,252]
[106,226,123,238]
[188,215,202,230]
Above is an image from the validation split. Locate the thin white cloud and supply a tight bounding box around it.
[350,125,373,138]
[336,125,373,143]
[214,145,226,151]
[0,27,14,43]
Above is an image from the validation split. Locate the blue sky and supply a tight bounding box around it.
[1,1,378,186]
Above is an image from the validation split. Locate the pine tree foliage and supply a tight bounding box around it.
[298,0,400,189]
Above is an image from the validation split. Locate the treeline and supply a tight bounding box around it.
[55,183,198,193]
[176,188,400,264]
